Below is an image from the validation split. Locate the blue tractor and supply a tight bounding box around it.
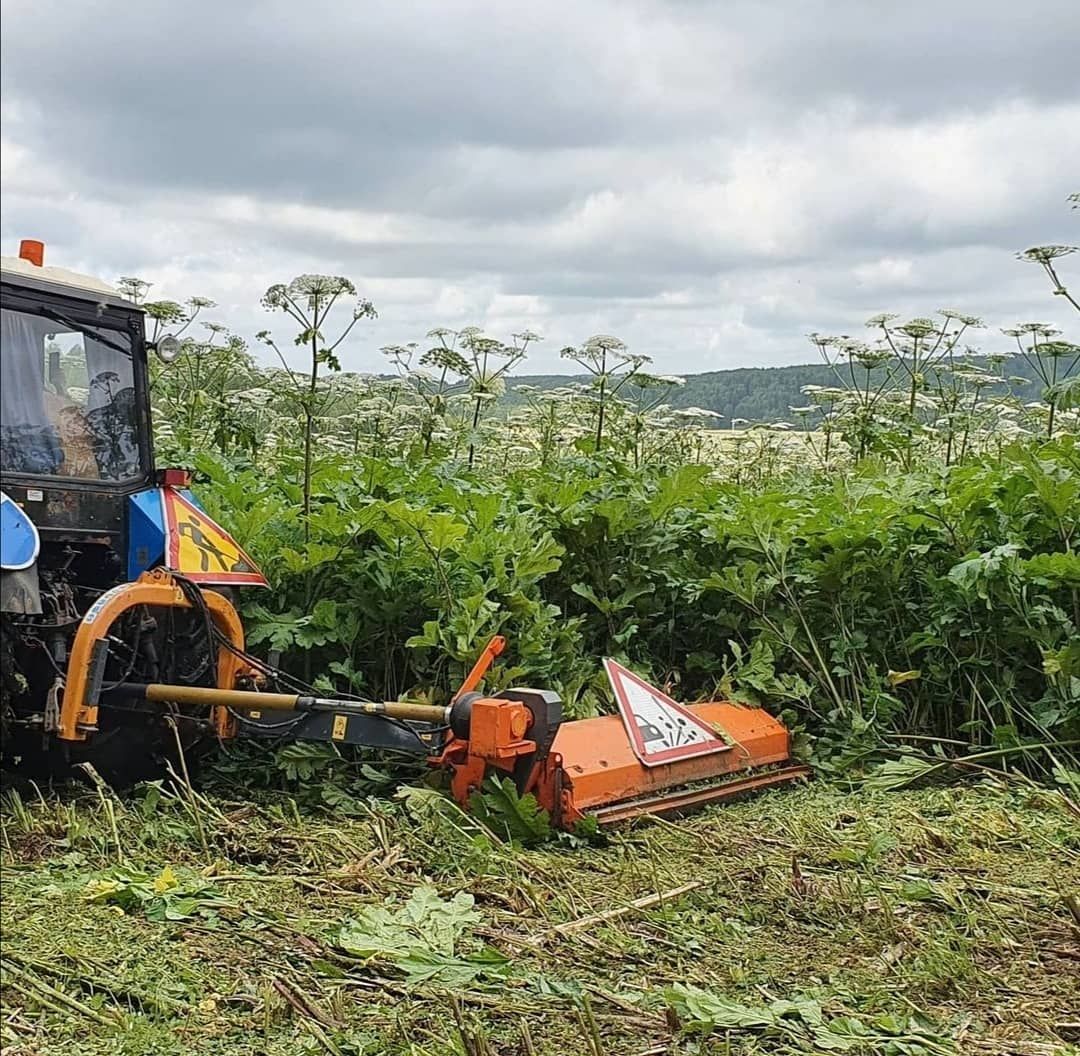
[0,240,268,780]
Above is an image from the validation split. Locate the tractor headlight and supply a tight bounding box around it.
[155,335,182,363]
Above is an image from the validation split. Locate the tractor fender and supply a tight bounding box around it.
[1,491,42,614]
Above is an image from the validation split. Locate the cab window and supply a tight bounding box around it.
[0,306,140,481]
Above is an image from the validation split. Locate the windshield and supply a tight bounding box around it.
[1,305,141,481]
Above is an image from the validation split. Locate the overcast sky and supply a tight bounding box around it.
[2,1,1077,375]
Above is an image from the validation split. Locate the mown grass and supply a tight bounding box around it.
[1,777,1077,1055]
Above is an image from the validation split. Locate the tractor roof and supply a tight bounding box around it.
[0,254,135,310]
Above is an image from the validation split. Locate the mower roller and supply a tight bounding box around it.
[1,242,807,826]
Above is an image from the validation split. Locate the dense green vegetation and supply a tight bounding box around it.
[186,436,1079,784]
[136,224,1080,784]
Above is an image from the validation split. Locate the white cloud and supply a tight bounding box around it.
[854,258,916,287]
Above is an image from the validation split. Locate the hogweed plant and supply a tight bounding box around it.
[559,334,651,452]
[256,275,377,542]
[1002,325,1079,438]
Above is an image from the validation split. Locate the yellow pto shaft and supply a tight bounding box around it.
[115,683,450,724]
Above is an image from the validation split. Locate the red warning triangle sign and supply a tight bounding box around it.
[603,658,730,768]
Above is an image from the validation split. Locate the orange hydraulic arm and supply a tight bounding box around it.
[453,635,505,699]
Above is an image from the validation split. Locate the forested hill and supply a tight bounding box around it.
[500,356,1046,424]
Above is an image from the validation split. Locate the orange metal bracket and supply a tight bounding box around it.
[453,635,506,700]
[442,696,535,806]
[58,568,247,741]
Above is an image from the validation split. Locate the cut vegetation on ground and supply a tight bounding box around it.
[2,778,1078,1055]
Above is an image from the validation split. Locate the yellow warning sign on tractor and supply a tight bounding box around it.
[162,488,267,587]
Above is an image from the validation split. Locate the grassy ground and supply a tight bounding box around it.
[1,774,1077,1056]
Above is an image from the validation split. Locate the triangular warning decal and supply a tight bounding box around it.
[603,658,731,768]
[162,488,267,587]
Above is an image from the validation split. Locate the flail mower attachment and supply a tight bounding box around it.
[57,576,807,828]
[428,648,809,828]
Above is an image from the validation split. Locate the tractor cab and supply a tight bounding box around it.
[1,242,154,615]
[1,243,153,491]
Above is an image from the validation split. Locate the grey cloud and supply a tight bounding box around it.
[8,0,1075,211]
[742,1,1080,115]
[1,0,1077,375]
[2,2,659,206]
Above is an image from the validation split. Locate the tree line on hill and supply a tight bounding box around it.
[497,355,1048,426]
